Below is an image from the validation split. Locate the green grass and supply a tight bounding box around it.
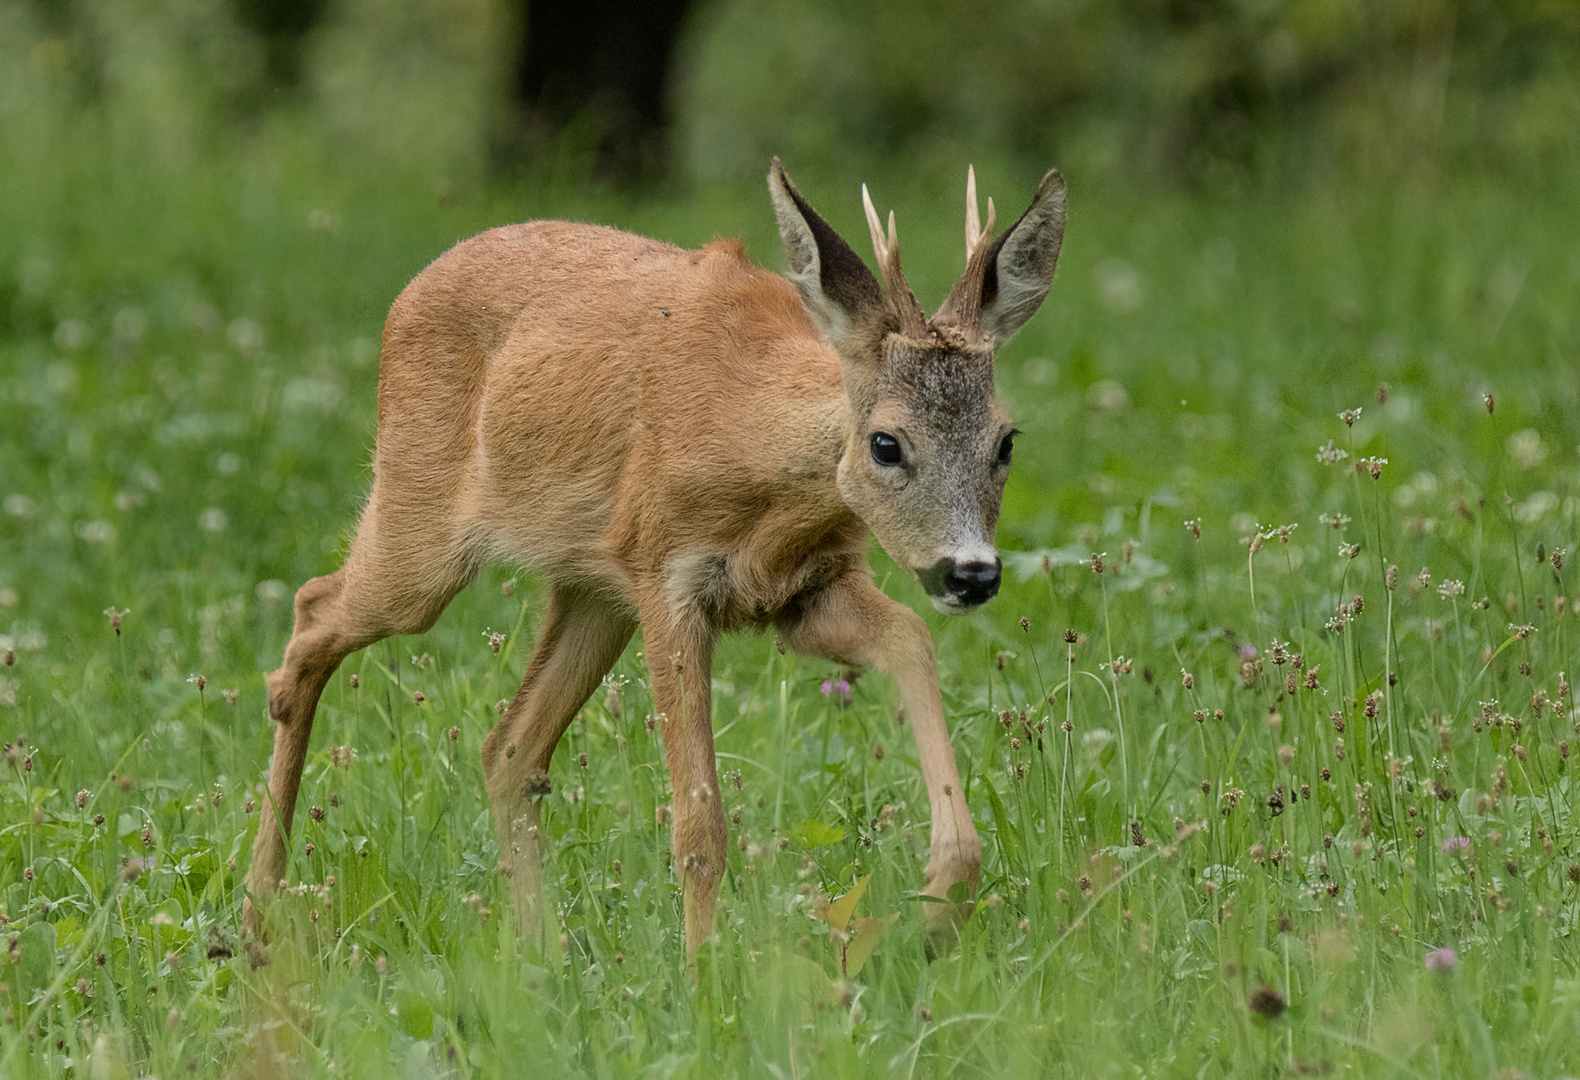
[2,111,1580,1078]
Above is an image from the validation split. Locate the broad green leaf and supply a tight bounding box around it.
[17,920,57,1000]
[395,989,434,1040]
[946,881,970,905]
[790,818,846,848]
[771,951,837,1022]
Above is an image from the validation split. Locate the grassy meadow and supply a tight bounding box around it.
[3,78,1580,1078]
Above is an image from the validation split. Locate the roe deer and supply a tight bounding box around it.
[245,158,1066,957]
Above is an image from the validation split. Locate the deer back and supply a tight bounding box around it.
[372,220,861,610]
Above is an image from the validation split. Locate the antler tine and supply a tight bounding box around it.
[934,170,999,340]
[861,183,889,268]
[965,165,980,259]
[858,183,928,338]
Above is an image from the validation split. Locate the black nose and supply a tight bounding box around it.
[944,559,1001,606]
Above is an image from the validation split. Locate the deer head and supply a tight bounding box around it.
[768,158,1066,613]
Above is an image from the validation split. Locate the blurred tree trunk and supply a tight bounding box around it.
[234,0,330,87]
[512,0,695,180]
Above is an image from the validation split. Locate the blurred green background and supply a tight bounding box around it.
[3,0,1577,636]
[3,2,1580,1075]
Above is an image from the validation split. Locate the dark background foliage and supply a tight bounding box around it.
[10,0,1579,187]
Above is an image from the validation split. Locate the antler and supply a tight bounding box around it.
[963,164,996,263]
[861,183,929,339]
[934,164,999,340]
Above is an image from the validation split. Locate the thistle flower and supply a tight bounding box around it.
[820,678,852,706]
[1424,948,1458,972]
[1248,985,1287,1019]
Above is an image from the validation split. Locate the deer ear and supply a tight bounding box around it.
[768,157,887,353]
[979,168,1067,344]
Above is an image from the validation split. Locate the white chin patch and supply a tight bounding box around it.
[929,595,972,616]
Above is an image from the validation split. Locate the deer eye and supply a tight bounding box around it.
[997,430,1018,467]
[869,432,904,467]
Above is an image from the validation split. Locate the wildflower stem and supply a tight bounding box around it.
[1060,645,1074,867]
[1385,588,1401,843]
[1099,573,1130,816]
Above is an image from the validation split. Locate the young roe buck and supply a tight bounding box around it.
[246,158,1066,957]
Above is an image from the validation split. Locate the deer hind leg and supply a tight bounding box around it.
[779,573,981,937]
[481,582,636,939]
[243,501,479,938]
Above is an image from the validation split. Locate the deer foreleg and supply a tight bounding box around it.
[643,620,726,960]
[779,574,981,931]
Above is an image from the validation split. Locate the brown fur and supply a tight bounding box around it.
[244,163,1066,959]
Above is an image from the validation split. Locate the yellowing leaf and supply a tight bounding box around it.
[843,914,895,978]
[823,872,871,933]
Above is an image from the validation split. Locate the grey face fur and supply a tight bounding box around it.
[768,158,1065,614]
[836,338,1013,613]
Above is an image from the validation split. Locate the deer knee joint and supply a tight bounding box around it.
[681,851,721,885]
